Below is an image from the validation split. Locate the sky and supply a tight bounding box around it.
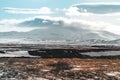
[0,0,119,19]
[0,0,120,36]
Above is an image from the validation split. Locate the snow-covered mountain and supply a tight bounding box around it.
[0,18,120,44]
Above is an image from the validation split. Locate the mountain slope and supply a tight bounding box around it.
[0,18,120,44]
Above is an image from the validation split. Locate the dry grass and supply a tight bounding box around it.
[0,58,120,79]
[0,58,120,71]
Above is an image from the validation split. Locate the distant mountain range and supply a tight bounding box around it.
[0,18,120,44]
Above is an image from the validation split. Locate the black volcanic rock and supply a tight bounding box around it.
[0,51,5,54]
[28,49,90,58]
[28,48,120,58]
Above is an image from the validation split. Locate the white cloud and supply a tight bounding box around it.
[3,7,52,14]
[73,2,120,6]
[1,2,120,35]
[64,6,81,16]
[55,6,83,16]
[0,15,120,35]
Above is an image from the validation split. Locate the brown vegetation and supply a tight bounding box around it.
[0,58,120,79]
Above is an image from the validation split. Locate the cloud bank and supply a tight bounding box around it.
[1,2,120,35]
[3,7,52,14]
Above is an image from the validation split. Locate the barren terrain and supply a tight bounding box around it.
[0,58,120,80]
[0,44,120,80]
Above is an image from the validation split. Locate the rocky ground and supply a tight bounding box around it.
[0,58,120,80]
[0,44,120,80]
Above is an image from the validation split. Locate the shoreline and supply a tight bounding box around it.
[0,44,120,58]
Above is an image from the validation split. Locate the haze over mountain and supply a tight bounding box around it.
[0,1,120,44]
[0,17,120,44]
